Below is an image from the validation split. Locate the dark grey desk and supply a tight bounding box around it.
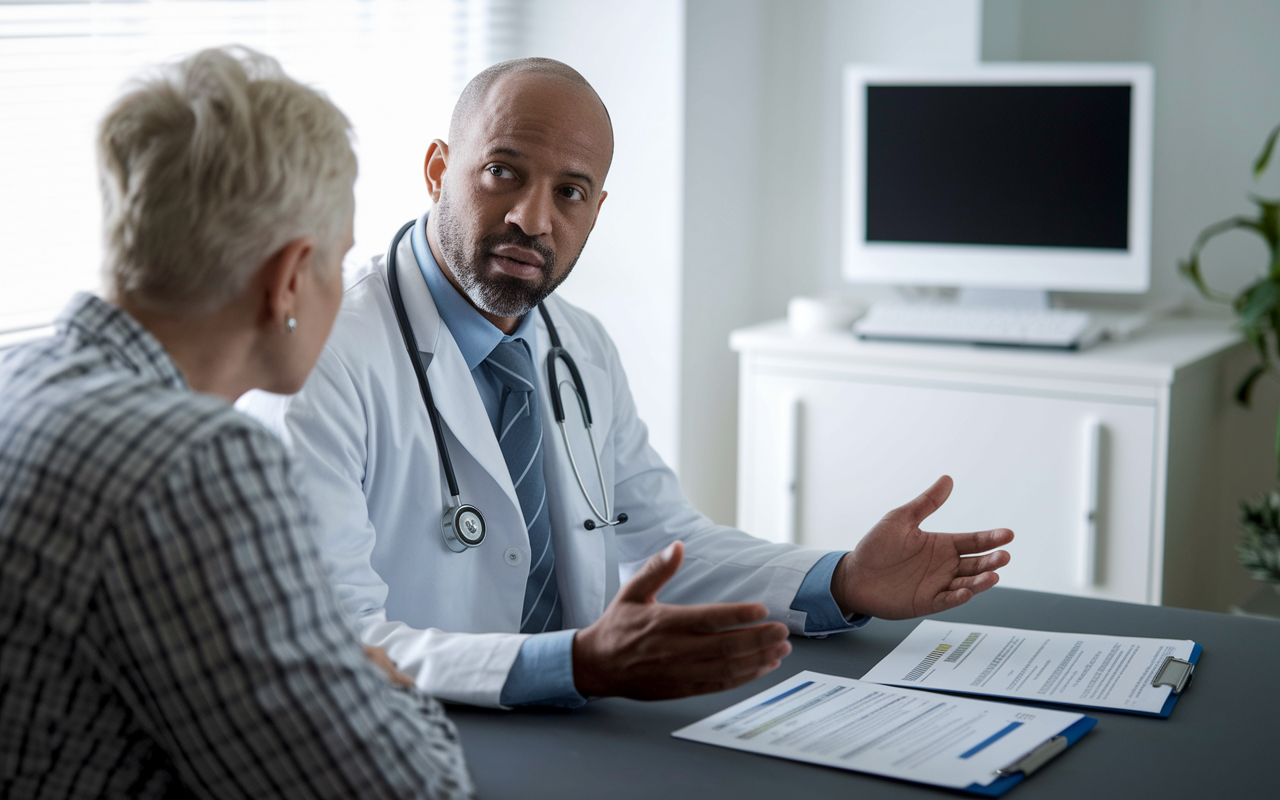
[449,588,1280,798]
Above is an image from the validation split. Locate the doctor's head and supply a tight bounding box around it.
[97,46,357,394]
[425,58,613,328]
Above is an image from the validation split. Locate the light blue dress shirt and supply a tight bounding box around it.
[410,212,867,708]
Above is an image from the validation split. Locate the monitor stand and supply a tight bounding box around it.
[956,287,1049,310]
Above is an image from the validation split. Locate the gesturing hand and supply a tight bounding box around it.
[571,541,792,701]
[833,475,1014,620]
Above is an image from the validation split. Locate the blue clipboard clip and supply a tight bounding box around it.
[1153,655,1195,695]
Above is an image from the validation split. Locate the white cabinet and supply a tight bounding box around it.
[731,319,1265,609]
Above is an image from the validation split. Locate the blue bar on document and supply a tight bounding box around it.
[959,722,1024,759]
[756,681,814,709]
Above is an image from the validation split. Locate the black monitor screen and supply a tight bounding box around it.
[864,84,1131,250]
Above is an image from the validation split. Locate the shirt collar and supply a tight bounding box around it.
[56,293,188,390]
[411,211,539,370]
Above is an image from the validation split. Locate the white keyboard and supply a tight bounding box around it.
[853,304,1097,349]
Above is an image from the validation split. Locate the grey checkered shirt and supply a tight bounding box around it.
[0,294,474,799]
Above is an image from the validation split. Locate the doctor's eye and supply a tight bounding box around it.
[558,186,585,201]
[486,165,515,179]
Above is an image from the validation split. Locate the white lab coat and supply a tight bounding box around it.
[240,231,827,708]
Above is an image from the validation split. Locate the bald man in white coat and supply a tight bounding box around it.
[240,58,1014,709]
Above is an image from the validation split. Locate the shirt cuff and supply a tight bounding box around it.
[791,551,871,636]
[498,629,587,708]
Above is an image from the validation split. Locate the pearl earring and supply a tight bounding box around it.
[286,317,298,334]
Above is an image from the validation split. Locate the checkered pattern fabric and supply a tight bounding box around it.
[0,294,473,800]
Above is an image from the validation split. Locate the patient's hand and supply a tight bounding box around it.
[832,475,1014,620]
[364,645,414,688]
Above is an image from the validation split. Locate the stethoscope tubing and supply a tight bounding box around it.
[385,219,462,499]
[385,219,624,547]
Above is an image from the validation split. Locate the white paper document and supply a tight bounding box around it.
[672,670,1086,790]
[861,620,1196,715]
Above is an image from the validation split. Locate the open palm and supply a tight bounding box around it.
[832,475,1014,620]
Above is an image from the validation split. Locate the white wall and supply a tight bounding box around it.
[519,0,686,469]
[681,0,982,524]
[982,0,1280,310]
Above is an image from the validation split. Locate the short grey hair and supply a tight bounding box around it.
[98,46,356,316]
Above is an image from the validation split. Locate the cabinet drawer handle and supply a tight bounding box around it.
[1081,418,1103,587]
[782,394,802,545]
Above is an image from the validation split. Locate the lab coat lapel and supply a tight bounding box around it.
[535,297,614,627]
[390,233,522,515]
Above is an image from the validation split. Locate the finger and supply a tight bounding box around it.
[955,549,1011,577]
[664,622,791,663]
[617,541,684,604]
[685,668,778,698]
[896,475,954,526]
[660,601,771,633]
[675,638,793,684]
[636,640,793,700]
[931,571,1001,613]
[363,646,414,687]
[937,527,1015,555]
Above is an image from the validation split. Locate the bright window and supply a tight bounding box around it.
[0,0,457,334]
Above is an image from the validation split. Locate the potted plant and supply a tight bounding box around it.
[1180,122,1280,593]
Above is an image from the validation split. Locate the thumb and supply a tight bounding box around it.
[899,475,954,526]
[617,541,683,604]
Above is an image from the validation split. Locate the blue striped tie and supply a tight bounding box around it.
[485,339,562,633]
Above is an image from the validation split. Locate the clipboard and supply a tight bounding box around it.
[672,670,1097,796]
[860,621,1201,719]
[967,716,1096,796]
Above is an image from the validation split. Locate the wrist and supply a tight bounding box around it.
[571,628,606,698]
[831,552,859,618]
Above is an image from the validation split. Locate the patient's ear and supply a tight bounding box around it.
[258,236,314,329]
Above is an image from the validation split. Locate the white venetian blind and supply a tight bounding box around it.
[0,0,460,335]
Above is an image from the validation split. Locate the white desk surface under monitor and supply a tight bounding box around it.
[730,317,1267,612]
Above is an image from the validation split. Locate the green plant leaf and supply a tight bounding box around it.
[1237,279,1280,328]
[1236,364,1268,406]
[1179,215,1261,303]
[1255,122,1280,179]
[1243,322,1272,366]
[1257,198,1280,256]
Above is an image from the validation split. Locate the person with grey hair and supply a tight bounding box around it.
[241,56,1014,711]
[0,46,473,799]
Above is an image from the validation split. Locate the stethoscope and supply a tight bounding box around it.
[385,219,626,553]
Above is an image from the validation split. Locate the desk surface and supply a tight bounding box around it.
[449,587,1278,798]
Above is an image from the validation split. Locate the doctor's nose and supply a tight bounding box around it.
[505,186,554,239]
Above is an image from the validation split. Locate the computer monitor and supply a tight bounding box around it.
[841,63,1154,295]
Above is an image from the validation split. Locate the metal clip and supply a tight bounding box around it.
[995,735,1068,778]
[1152,656,1194,695]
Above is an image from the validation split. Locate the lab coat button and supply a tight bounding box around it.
[504,547,524,566]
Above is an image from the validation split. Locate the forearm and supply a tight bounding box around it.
[360,612,530,708]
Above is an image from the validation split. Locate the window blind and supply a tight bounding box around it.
[0,0,458,334]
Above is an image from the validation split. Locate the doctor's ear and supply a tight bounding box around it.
[424,139,449,203]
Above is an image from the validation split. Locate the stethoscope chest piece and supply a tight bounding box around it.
[442,503,486,552]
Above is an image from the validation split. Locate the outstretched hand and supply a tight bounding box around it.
[572,541,792,701]
[832,475,1014,620]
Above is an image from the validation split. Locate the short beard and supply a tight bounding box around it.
[435,194,583,319]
